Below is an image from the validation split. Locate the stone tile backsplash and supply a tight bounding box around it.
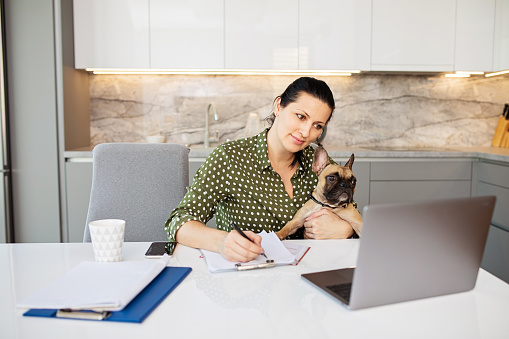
[89,74,509,148]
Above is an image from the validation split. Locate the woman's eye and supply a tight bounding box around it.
[296,114,305,120]
[314,124,323,130]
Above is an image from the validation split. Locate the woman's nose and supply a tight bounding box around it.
[300,124,311,138]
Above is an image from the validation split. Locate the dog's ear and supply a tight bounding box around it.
[344,153,355,170]
[312,146,330,175]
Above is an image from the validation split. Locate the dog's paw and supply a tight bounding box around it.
[275,231,285,240]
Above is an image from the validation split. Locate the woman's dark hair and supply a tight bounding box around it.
[265,77,335,129]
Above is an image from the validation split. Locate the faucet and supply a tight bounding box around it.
[205,102,219,148]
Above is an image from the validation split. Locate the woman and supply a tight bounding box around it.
[165,77,355,262]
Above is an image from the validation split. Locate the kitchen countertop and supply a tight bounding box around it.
[64,145,509,163]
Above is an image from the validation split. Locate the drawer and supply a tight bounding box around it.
[481,225,509,283]
[371,161,472,181]
[370,181,472,205]
[477,182,509,230]
[478,162,509,189]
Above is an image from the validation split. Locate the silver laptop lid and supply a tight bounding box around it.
[349,195,495,310]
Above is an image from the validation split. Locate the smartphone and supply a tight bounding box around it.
[145,241,176,258]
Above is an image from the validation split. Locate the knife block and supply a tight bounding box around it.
[492,106,509,148]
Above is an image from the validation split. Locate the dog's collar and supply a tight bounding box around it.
[310,193,342,209]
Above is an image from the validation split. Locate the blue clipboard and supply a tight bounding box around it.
[23,266,192,323]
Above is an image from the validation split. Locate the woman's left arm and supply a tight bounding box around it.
[303,209,354,239]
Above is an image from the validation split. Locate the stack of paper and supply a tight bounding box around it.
[201,231,309,273]
[17,255,170,311]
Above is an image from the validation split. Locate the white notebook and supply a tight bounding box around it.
[201,231,309,273]
[17,255,170,311]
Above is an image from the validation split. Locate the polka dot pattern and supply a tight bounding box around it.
[165,128,331,241]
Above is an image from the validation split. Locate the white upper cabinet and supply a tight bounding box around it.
[455,0,496,72]
[224,0,298,69]
[299,0,371,70]
[73,0,150,69]
[371,0,456,71]
[73,0,504,72]
[150,0,224,69]
[493,0,509,71]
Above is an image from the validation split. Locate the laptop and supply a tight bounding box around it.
[302,195,496,310]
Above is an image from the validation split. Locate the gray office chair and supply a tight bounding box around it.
[83,143,189,242]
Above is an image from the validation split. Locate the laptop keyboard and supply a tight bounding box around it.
[326,283,352,302]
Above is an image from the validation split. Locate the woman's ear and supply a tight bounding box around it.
[274,97,281,117]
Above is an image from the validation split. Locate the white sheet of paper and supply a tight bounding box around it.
[201,231,307,272]
[17,255,170,311]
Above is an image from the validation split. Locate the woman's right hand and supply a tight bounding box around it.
[219,230,265,262]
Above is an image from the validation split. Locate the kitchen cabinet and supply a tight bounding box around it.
[482,226,509,283]
[371,0,457,71]
[150,0,224,69]
[455,0,496,72]
[189,158,205,186]
[72,0,505,72]
[476,160,509,283]
[298,0,371,70]
[369,160,472,204]
[65,161,93,242]
[73,0,150,69]
[224,0,298,69]
[333,159,370,214]
[493,0,509,71]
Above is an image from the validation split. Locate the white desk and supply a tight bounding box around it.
[1,241,508,339]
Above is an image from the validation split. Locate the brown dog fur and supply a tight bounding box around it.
[276,146,363,240]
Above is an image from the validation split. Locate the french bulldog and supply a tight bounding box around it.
[276,146,363,240]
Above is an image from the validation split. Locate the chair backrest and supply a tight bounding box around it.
[83,143,189,242]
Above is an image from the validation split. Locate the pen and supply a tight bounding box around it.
[231,222,268,259]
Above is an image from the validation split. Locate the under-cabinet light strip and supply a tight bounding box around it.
[445,73,471,78]
[85,68,360,76]
[485,69,509,77]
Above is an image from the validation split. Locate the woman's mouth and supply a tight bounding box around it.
[291,135,304,145]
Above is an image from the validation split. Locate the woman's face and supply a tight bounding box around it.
[273,92,332,153]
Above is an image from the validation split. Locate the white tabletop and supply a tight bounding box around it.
[1,240,508,339]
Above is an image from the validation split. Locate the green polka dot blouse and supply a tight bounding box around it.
[165,128,334,241]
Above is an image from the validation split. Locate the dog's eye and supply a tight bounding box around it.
[351,177,357,185]
[326,175,337,183]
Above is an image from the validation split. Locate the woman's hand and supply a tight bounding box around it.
[218,230,265,262]
[303,209,354,239]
